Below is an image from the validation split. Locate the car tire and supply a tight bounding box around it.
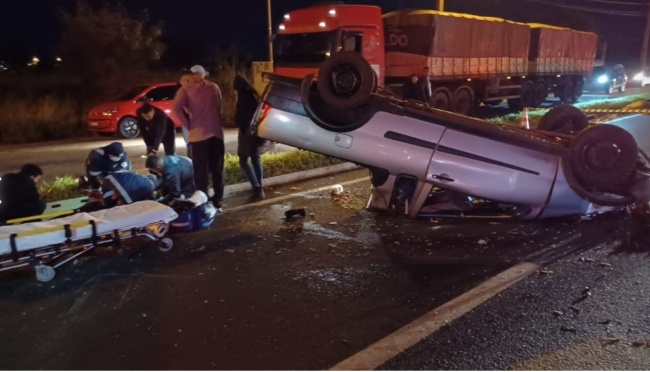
[451,86,473,115]
[537,104,589,134]
[560,81,575,104]
[569,124,638,192]
[118,116,140,138]
[316,51,376,110]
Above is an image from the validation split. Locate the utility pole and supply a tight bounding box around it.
[641,0,650,69]
[267,0,274,62]
[438,0,445,11]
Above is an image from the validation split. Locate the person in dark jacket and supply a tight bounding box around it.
[106,172,159,205]
[136,102,176,156]
[145,154,195,205]
[234,74,270,201]
[0,164,46,222]
[416,66,432,102]
[402,74,420,101]
[84,142,131,190]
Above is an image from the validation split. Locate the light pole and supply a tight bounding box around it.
[267,0,274,62]
[438,0,445,11]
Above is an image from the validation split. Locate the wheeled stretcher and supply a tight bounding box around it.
[0,200,178,282]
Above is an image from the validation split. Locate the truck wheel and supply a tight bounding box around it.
[451,86,473,115]
[570,124,638,192]
[508,82,534,111]
[560,82,576,104]
[573,78,584,100]
[316,51,376,110]
[118,116,140,138]
[533,80,547,107]
[430,88,451,111]
[537,104,588,134]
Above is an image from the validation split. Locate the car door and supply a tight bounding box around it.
[144,85,182,126]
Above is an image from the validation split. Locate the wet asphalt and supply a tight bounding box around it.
[0,169,648,370]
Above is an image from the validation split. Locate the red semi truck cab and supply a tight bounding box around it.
[274,4,385,86]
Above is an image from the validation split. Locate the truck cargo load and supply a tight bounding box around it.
[528,23,597,75]
[382,9,530,80]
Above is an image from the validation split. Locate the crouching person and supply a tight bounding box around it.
[0,164,46,222]
[145,154,195,205]
[82,142,131,191]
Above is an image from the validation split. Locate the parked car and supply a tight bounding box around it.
[87,82,182,138]
[588,64,628,94]
[252,52,649,220]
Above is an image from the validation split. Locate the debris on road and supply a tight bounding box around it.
[285,208,306,221]
[552,310,563,317]
[537,269,554,276]
[477,239,488,245]
[598,262,612,267]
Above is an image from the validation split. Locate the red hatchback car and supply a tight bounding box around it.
[87,82,182,138]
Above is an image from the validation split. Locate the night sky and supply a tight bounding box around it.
[0,0,646,68]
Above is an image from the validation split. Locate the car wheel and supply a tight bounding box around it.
[533,80,547,107]
[570,124,638,192]
[537,104,589,134]
[430,88,451,111]
[451,86,473,115]
[316,51,376,110]
[118,116,140,138]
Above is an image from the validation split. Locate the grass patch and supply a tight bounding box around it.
[488,93,650,127]
[39,150,345,202]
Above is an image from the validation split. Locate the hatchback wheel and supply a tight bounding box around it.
[118,116,140,138]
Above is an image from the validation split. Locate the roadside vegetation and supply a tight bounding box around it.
[39,150,345,202]
[488,93,650,127]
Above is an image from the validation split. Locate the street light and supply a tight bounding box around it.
[438,0,444,11]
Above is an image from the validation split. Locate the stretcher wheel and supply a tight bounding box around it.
[154,223,169,238]
[158,238,173,252]
[35,265,55,282]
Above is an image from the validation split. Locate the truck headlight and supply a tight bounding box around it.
[597,75,608,84]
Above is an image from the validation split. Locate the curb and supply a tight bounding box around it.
[223,162,362,198]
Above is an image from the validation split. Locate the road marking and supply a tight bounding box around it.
[607,114,642,123]
[223,176,371,214]
[329,262,540,371]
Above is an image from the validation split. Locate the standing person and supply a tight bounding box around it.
[417,66,432,102]
[176,70,194,157]
[136,102,176,156]
[172,65,225,211]
[402,74,420,101]
[0,164,46,222]
[234,75,269,201]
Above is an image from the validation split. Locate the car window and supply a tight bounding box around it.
[113,85,149,101]
[145,86,179,102]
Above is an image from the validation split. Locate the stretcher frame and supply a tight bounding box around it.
[0,210,173,283]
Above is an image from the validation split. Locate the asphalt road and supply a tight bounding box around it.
[0,169,648,369]
[0,129,295,181]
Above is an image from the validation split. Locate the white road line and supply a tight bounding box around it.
[329,262,540,371]
[222,176,371,214]
[608,114,642,123]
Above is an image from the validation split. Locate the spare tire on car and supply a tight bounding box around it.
[316,51,377,110]
[538,104,589,134]
[569,124,638,193]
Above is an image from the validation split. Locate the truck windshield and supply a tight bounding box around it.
[274,31,337,66]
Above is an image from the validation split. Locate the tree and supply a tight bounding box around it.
[58,0,165,97]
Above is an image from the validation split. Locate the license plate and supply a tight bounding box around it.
[90,121,98,127]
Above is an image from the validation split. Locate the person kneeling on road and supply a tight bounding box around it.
[81,142,131,191]
[0,164,46,222]
[146,154,195,205]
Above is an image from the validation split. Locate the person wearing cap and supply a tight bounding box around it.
[136,102,176,156]
[83,142,131,190]
[145,154,195,205]
[0,164,46,222]
[172,64,225,210]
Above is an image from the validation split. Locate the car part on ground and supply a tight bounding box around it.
[254,52,650,221]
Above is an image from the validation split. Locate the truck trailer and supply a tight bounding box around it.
[273,4,599,115]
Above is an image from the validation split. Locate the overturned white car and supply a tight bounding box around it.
[252,52,650,220]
